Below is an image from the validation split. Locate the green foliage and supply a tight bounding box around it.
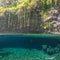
[0,0,59,33]
[0,0,53,12]
[42,21,52,29]
[40,0,52,12]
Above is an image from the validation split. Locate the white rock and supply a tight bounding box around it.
[58,14,60,20]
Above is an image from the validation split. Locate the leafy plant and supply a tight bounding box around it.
[42,21,52,30]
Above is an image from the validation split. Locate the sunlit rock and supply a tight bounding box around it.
[58,14,60,21]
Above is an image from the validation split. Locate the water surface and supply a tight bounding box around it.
[0,34,60,60]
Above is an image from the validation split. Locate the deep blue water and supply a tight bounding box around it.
[0,34,60,49]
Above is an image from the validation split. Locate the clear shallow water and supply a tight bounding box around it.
[0,48,49,60]
[0,34,60,60]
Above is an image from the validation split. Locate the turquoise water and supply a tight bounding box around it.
[0,34,60,60]
[0,48,49,60]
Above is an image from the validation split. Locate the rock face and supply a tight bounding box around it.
[0,0,60,34]
[0,3,43,33]
[47,7,60,34]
